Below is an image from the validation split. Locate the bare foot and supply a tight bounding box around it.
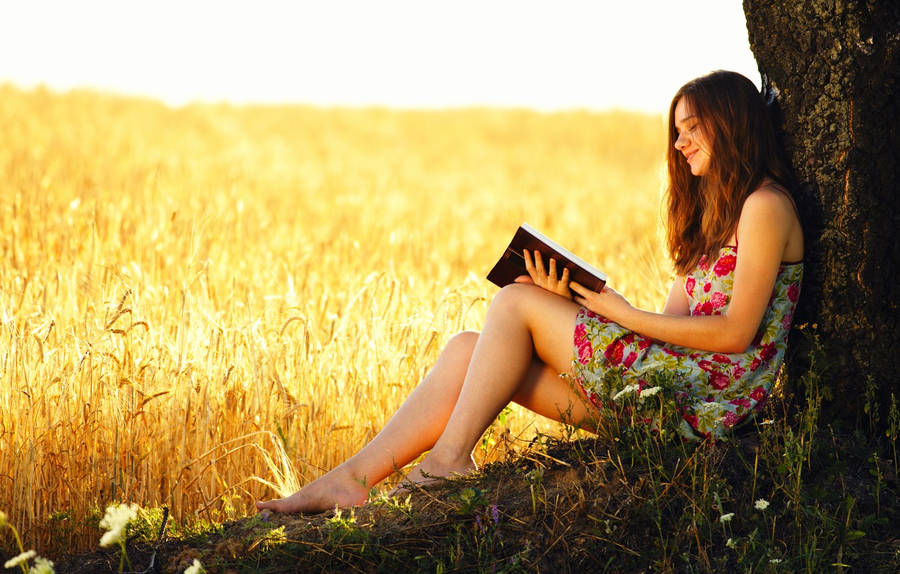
[256,467,369,514]
[388,451,477,496]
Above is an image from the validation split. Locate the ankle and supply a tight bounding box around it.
[331,463,374,491]
[427,445,475,470]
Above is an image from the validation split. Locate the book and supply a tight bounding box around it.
[486,223,608,294]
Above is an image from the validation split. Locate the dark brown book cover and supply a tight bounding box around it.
[487,223,608,294]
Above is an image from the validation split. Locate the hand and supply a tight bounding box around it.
[570,281,632,321]
[514,250,572,299]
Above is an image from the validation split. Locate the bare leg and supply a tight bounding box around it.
[257,284,588,512]
[401,284,586,484]
[256,330,481,512]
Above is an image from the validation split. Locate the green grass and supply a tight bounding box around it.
[37,359,900,574]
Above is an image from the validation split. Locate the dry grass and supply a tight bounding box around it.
[0,84,668,554]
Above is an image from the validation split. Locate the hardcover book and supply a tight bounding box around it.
[487,223,608,294]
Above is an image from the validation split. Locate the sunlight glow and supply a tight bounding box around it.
[0,0,759,112]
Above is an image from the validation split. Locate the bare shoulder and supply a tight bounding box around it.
[739,182,804,260]
[742,183,796,218]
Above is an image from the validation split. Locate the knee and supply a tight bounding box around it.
[423,331,478,389]
[445,330,479,357]
[490,282,537,313]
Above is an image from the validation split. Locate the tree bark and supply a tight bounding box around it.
[743,1,900,429]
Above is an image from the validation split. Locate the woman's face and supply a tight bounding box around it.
[673,97,712,177]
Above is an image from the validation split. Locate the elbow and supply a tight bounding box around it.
[720,340,751,354]
[719,330,755,354]
[713,312,760,354]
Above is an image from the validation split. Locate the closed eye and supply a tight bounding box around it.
[675,113,700,135]
[675,123,698,136]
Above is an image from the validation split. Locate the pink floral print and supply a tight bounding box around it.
[572,245,803,440]
[713,253,737,276]
[685,277,696,296]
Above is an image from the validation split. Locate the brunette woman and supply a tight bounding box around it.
[257,70,802,514]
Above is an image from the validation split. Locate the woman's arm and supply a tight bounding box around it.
[571,188,798,353]
[662,276,690,316]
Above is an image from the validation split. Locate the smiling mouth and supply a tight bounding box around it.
[684,150,696,163]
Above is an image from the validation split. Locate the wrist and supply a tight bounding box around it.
[612,301,636,328]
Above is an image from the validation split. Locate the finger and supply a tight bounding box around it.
[569,281,585,295]
[534,251,546,276]
[523,250,543,283]
[548,258,558,281]
[573,295,588,307]
[558,268,574,299]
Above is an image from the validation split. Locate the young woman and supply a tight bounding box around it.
[257,70,803,514]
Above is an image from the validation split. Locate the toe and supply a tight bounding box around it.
[256,499,279,511]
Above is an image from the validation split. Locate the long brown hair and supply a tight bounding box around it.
[665,71,795,274]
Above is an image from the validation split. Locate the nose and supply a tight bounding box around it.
[674,131,689,151]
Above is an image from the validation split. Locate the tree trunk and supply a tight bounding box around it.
[743,1,900,430]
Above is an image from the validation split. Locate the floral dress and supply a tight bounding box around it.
[572,245,803,440]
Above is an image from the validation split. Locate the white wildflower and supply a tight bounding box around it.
[639,386,661,398]
[28,557,55,574]
[726,537,737,549]
[769,558,782,564]
[184,559,205,574]
[99,503,139,547]
[4,550,36,569]
[754,498,770,511]
[719,512,734,523]
[612,384,639,401]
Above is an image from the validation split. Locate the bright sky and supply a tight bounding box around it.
[0,0,759,113]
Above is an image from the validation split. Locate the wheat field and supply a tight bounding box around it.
[0,85,669,554]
